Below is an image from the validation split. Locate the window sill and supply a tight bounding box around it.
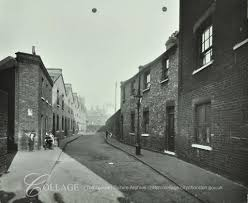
[46,100,49,104]
[233,38,248,50]
[192,60,213,75]
[129,132,135,136]
[191,144,212,151]
[160,78,169,84]
[41,97,45,101]
[164,150,176,156]
[141,133,149,137]
[142,87,150,93]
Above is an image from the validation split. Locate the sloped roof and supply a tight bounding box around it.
[0,56,17,71]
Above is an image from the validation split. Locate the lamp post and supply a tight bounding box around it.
[135,66,142,155]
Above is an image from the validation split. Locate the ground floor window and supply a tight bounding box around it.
[143,110,149,133]
[131,112,135,132]
[56,115,59,130]
[195,103,211,145]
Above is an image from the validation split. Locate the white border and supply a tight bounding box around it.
[192,60,213,75]
[191,144,212,151]
[233,38,248,50]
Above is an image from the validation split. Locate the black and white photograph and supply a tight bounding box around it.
[0,0,248,202]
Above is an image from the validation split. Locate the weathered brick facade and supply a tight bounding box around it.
[48,69,86,139]
[0,90,8,173]
[15,52,53,150]
[178,0,248,186]
[120,33,179,153]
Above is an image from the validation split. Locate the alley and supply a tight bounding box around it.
[64,133,200,203]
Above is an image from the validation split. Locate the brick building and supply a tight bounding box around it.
[178,0,248,185]
[0,51,53,158]
[48,69,86,138]
[120,32,179,153]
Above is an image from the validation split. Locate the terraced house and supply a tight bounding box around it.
[120,32,179,154]
[0,51,53,172]
[178,0,248,186]
[48,69,86,139]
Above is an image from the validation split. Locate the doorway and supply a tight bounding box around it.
[166,106,175,152]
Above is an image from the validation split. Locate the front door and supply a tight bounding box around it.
[167,107,175,152]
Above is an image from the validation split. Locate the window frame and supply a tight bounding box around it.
[130,111,135,132]
[143,71,151,90]
[162,58,169,81]
[194,102,211,146]
[195,17,214,70]
[143,109,149,133]
[130,80,135,96]
[200,25,213,66]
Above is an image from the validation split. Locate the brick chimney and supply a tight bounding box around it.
[165,31,179,50]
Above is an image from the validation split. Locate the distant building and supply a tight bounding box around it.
[120,32,179,152]
[0,51,53,163]
[178,0,248,185]
[86,106,109,132]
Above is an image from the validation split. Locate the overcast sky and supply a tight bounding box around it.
[0,0,179,114]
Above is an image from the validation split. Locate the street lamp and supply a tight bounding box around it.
[134,66,143,155]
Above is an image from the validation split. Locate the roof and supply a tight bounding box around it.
[15,52,53,86]
[121,42,178,86]
[0,56,17,72]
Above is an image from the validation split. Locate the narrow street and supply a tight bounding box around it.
[64,133,200,203]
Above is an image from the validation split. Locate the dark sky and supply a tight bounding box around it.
[0,0,179,114]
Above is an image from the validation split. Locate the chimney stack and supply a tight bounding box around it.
[165,31,179,50]
[32,46,36,55]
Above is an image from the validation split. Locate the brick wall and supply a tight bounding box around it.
[15,53,53,151]
[0,90,8,172]
[105,109,121,139]
[178,0,248,185]
[121,41,179,152]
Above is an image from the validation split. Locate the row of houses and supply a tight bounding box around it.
[106,0,248,186]
[0,50,86,172]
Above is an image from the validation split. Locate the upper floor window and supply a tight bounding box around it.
[41,77,44,97]
[162,58,169,80]
[201,25,213,66]
[143,71,151,90]
[122,86,126,103]
[62,94,64,110]
[130,80,135,95]
[57,90,59,106]
[195,103,211,146]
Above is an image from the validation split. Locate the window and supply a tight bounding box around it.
[62,116,64,130]
[131,112,135,132]
[56,115,59,130]
[57,90,59,106]
[144,72,151,90]
[162,58,169,80]
[62,94,64,110]
[130,80,135,95]
[143,110,149,133]
[195,103,211,146]
[41,77,44,97]
[200,25,213,66]
[122,86,126,103]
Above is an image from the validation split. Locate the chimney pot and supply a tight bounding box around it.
[32,46,36,55]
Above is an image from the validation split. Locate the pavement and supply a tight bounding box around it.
[106,136,248,203]
[0,133,124,203]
